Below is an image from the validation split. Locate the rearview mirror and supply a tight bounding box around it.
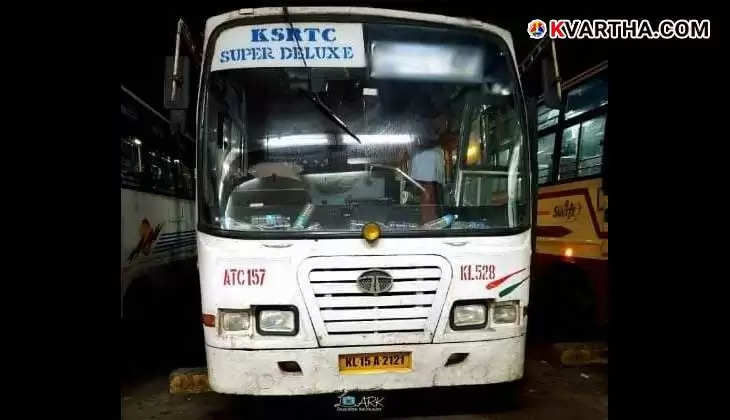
[164,55,190,110]
[520,39,562,110]
[541,55,561,109]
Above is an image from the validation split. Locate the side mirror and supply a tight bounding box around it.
[164,55,190,110]
[540,46,562,109]
[521,39,562,110]
[165,55,190,136]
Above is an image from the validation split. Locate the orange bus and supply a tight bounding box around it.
[531,61,608,341]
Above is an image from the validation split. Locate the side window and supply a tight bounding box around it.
[459,98,525,208]
[143,150,172,195]
[121,137,143,187]
[122,89,196,199]
[160,156,175,193]
[171,158,191,199]
[146,151,163,189]
[182,165,194,199]
[537,105,559,131]
[577,116,606,177]
[120,100,144,189]
[464,110,483,167]
[202,88,225,212]
[464,105,520,171]
[497,148,510,167]
[537,133,555,185]
[559,124,579,180]
[171,148,195,200]
[559,115,607,180]
[564,76,608,120]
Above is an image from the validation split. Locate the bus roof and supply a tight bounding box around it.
[535,61,608,106]
[561,60,608,91]
[204,7,516,68]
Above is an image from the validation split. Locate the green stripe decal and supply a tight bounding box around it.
[499,277,529,298]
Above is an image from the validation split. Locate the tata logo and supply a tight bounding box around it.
[553,199,582,222]
[356,270,393,295]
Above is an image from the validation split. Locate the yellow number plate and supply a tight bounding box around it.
[338,352,412,374]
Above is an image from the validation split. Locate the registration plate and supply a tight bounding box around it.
[338,352,412,374]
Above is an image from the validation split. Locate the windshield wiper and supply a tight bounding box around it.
[283,7,361,145]
[299,89,362,144]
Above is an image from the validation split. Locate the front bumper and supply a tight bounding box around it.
[206,335,525,395]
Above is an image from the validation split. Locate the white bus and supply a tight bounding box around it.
[120,85,196,318]
[185,7,558,396]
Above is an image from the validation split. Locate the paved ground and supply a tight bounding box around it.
[120,355,607,419]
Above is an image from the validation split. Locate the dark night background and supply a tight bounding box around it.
[121,3,609,112]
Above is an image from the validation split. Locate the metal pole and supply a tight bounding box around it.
[171,19,183,103]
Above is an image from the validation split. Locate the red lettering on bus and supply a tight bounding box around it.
[222,268,268,286]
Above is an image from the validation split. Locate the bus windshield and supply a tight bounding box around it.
[199,22,529,235]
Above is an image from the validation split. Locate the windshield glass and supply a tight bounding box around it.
[199,21,529,235]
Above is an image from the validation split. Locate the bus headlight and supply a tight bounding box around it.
[450,301,488,330]
[220,309,250,332]
[493,301,519,324]
[256,306,299,336]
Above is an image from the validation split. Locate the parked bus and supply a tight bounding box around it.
[179,7,558,396]
[532,61,608,340]
[120,85,197,318]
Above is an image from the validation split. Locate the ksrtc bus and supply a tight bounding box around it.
[179,7,559,396]
[532,61,608,340]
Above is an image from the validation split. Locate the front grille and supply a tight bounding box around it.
[298,256,452,346]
